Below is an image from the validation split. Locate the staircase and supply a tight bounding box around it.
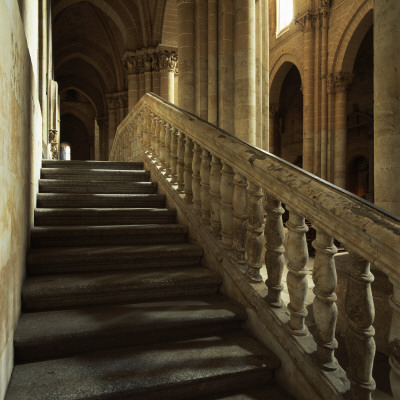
[6,160,287,400]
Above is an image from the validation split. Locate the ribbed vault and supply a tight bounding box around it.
[53,0,178,159]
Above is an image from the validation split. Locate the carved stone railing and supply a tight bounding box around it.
[110,93,400,400]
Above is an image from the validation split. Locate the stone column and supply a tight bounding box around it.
[327,75,335,182]
[313,13,321,176]
[234,0,256,145]
[123,54,140,110]
[106,95,117,158]
[374,0,400,216]
[218,0,234,132]
[138,55,146,98]
[297,13,315,173]
[320,4,330,180]
[208,0,218,125]
[195,0,208,119]
[334,72,351,189]
[177,0,196,112]
[160,49,178,102]
[144,53,152,94]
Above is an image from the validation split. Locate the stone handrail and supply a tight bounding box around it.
[110,93,400,399]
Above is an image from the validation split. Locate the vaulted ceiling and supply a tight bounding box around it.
[53,0,178,118]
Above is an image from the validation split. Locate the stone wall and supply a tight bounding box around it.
[0,1,44,397]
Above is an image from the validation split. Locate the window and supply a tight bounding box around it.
[277,0,293,35]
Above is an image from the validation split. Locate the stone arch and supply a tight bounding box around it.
[270,54,303,105]
[59,113,92,160]
[331,0,373,74]
[55,50,111,93]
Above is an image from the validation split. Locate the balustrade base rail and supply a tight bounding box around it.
[110,93,400,400]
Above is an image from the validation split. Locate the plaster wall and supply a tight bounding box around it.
[0,1,43,397]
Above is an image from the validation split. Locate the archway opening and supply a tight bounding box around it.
[60,113,91,160]
[346,26,373,200]
[276,65,303,166]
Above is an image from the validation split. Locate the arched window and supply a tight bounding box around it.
[277,0,293,35]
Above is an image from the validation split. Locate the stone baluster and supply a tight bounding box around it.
[170,126,178,183]
[145,111,152,151]
[389,277,400,399]
[159,119,166,168]
[265,196,285,307]
[165,123,172,176]
[233,172,248,268]
[150,114,156,154]
[192,142,202,214]
[220,162,234,251]
[245,182,264,283]
[209,155,222,238]
[312,226,338,371]
[184,136,194,203]
[345,251,376,399]
[286,209,309,335]
[177,131,185,192]
[200,149,212,225]
[154,116,161,160]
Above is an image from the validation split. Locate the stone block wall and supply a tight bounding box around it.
[0,1,45,397]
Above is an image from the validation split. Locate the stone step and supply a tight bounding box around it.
[41,167,150,182]
[39,179,158,194]
[27,243,203,275]
[22,266,221,311]
[14,295,247,363]
[37,193,166,208]
[34,207,177,226]
[30,224,188,247]
[42,160,144,170]
[208,385,289,399]
[6,332,280,400]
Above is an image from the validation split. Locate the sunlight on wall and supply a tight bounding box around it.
[277,0,293,34]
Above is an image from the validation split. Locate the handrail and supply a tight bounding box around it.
[110,92,400,399]
[112,93,400,280]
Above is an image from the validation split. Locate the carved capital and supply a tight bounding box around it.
[159,49,178,73]
[334,71,353,93]
[123,54,139,75]
[123,46,178,75]
[295,12,315,32]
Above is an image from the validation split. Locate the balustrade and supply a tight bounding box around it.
[286,209,309,335]
[192,142,202,214]
[312,226,338,371]
[170,126,178,183]
[345,251,376,399]
[265,196,285,307]
[209,155,222,238]
[176,131,185,192]
[183,136,194,203]
[232,172,248,268]
[160,119,167,168]
[200,150,211,225]
[165,122,172,175]
[220,162,234,251]
[109,93,400,399]
[245,182,264,283]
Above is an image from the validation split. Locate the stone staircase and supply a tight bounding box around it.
[6,160,287,400]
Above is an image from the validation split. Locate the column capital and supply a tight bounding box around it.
[334,71,353,93]
[295,12,316,32]
[123,46,178,75]
[159,49,178,73]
